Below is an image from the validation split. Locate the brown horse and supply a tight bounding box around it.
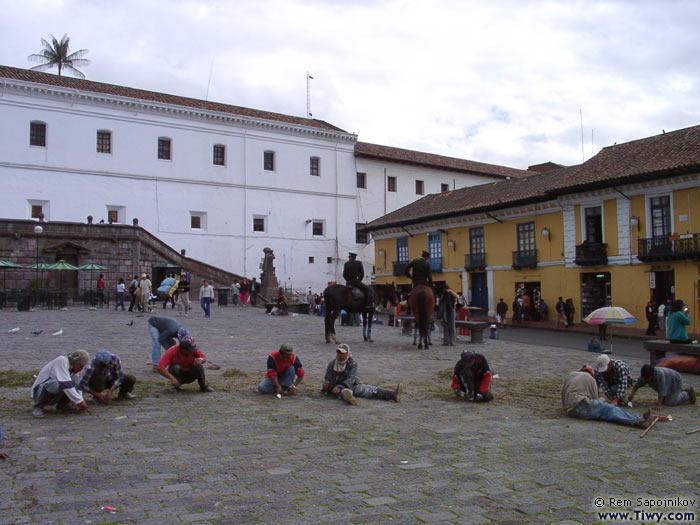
[408,284,435,349]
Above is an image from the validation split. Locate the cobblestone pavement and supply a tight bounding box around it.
[1,305,698,524]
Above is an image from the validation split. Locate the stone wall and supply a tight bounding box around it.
[0,219,242,293]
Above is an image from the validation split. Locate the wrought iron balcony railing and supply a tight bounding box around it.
[512,249,538,269]
[637,234,700,262]
[574,242,608,266]
[465,252,486,270]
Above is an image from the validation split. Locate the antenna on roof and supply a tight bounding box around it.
[306,71,314,118]
[205,58,215,101]
[580,109,584,163]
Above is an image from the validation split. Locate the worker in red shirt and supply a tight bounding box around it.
[156,335,213,392]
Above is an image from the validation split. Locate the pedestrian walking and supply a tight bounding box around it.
[199,279,215,318]
[115,278,126,310]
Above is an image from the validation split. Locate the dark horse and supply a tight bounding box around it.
[408,284,435,349]
[323,283,399,343]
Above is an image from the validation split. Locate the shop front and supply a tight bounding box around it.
[580,272,611,318]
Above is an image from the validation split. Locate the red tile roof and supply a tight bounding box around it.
[0,65,347,133]
[367,124,700,231]
[355,142,529,179]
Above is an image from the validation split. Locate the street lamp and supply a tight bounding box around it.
[34,225,43,307]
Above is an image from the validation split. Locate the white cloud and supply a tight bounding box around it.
[3,0,700,169]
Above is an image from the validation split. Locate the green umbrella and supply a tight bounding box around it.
[48,260,79,290]
[25,262,53,269]
[0,260,24,268]
[0,260,24,292]
[48,260,79,271]
[78,262,108,297]
[77,263,108,270]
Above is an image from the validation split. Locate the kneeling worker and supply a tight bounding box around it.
[321,344,403,405]
[156,335,214,392]
[78,350,136,403]
[452,350,494,402]
[31,350,90,418]
[629,364,696,408]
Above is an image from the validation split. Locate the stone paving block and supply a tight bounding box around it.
[363,496,396,506]
[160,482,194,493]
[180,510,221,522]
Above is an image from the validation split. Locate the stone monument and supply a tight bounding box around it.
[260,247,279,301]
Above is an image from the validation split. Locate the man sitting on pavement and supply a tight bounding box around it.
[629,364,696,408]
[258,343,304,396]
[31,350,90,418]
[594,354,632,406]
[148,316,183,371]
[78,350,136,404]
[562,365,650,427]
[451,350,494,402]
[156,335,214,393]
[321,344,403,405]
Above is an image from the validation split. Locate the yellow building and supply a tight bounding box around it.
[367,125,700,333]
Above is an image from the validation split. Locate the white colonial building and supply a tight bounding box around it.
[0,65,526,292]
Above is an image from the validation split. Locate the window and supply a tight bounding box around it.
[30,121,46,147]
[28,199,49,221]
[470,227,485,254]
[650,196,671,240]
[97,130,111,154]
[308,256,315,264]
[356,223,368,244]
[387,176,397,192]
[327,257,333,264]
[357,172,367,189]
[213,145,225,166]
[158,138,171,160]
[264,151,275,171]
[584,206,603,243]
[312,220,324,236]
[253,217,266,232]
[190,212,206,230]
[310,157,320,176]
[106,205,125,224]
[441,183,450,193]
[396,238,408,262]
[415,180,424,195]
[428,232,442,271]
[517,222,536,252]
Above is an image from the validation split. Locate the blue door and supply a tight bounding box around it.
[471,273,488,314]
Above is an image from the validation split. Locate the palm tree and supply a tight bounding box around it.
[28,34,90,78]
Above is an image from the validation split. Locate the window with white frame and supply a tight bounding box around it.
[97,130,112,154]
[158,137,172,160]
[253,216,266,233]
[357,172,367,189]
[264,151,275,171]
[310,156,320,176]
[106,205,126,224]
[312,220,324,236]
[190,211,207,230]
[387,176,397,192]
[416,180,425,195]
[28,199,49,221]
[584,205,603,243]
[30,121,46,147]
[441,183,450,193]
[308,256,315,264]
[213,145,225,166]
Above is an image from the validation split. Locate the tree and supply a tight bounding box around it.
[28,34,90,78]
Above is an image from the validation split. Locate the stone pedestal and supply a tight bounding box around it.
[260,247,279,301]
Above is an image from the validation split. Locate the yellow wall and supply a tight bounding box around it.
[603,199,618,255]
[629,195,646,254]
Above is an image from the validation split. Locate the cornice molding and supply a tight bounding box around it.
[2,78,357,144]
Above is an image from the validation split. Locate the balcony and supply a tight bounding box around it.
[392,261,409,276]
[512,249,538,269]
[428,257,443,273]
[465,252,486,271]
[574,242,608,266]
[637,234,700,262]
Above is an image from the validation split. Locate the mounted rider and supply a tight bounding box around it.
[405,250,433,287]
[343,252,373,310]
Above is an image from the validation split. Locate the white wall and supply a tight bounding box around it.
[0,77,358,293]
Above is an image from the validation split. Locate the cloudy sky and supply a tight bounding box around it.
[2,0,699,169]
